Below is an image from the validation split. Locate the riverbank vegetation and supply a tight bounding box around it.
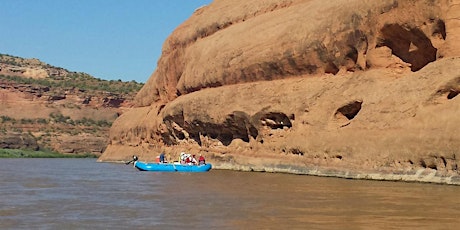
[0,73,143,94]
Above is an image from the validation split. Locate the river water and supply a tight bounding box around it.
[1,158,459,229]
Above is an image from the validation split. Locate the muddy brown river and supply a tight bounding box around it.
[1,158,459,229]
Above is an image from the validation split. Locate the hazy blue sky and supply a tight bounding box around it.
[0,0,213,83]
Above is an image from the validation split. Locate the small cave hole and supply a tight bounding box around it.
[420,159,427,168]
[157,104,166,115]
[432,19,446,40]
[260,112,292,129]
[209,132,218,139]
[427,163,437,170]
[175,89,182,97]
[420,159,437,170]
[325,61,339,75]
[345,45,359,64]
[176,132,185,140]
[335,100,363,120]
[290,148,304,156]
[447,90,459,100]
[189,132,202,146]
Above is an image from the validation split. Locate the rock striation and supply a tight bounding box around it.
[100,0,460,184]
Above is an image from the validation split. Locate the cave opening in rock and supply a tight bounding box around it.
[290,148,304,156]
[219,132,234,146]
[447,90,459,100]
[379,24,437,71]
[177,112,259,147]
[325,61,339,75]
[259,112,292,129]
[176,131,186,140]
[335,100,362,120]
[345,45,359,64]
[420,159,437,170]
[432,19,446,40]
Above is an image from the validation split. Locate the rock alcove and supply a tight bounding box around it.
[379,22,443,71]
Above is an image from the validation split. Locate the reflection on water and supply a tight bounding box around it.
[1,158,459,229]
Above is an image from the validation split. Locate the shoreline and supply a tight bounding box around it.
[214,163,460,186]
[0,148,98,158]
[99,158,460,186]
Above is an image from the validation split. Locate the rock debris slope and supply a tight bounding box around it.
[100,0,460,184]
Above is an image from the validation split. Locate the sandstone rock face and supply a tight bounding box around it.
[0,132,39,150]
[100,0,460,184]
[51,134,107,155]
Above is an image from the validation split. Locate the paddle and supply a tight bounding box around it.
[125,155,138,165]
[169,157,178,171]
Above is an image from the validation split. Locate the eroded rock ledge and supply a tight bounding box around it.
[100,0,460,185]
[215,159,460,186]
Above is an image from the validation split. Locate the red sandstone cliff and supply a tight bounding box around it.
[100,0,460,184]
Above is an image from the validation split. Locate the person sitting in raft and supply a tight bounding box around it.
[179,152,186,164]
[179,152,184,164]
[198,154,206,165]
[191,155,198,165]
[159,152,166,163]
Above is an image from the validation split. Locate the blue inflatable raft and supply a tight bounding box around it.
[133,161,212,172]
